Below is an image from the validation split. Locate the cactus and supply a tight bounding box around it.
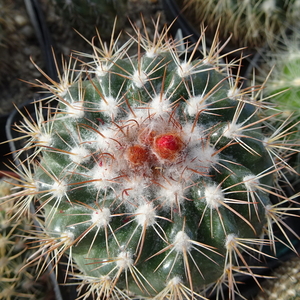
[180,0,300,48]
[5,19,300,300]
[257,28,300,116]
[0,173,53,300]
[255,256,300,300]
[254,27,300,178]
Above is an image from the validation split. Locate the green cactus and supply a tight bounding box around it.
[258,28,300,112]
[255,27,300,178]
[180,0,300,48]
[5,20,300,300]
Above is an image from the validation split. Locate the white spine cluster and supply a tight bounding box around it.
[132,70,148,88]
[173,231,192,253]
[116,250,134,270]
[91,208,111,227]
[177,62,193,78]
[185,95,207,116]
[204,184,224,209]
[70,146,90,164]
[135,203,156,227]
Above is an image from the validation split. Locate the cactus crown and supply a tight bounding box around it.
[5,19,300,300]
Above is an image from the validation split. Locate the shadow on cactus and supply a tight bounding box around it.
[3,18,300,300]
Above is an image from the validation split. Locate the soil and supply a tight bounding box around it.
[0,0,166,117]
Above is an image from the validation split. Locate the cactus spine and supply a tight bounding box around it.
[0,174,52,299]
[4,20,300,300]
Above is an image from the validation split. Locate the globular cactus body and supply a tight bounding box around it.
[7,21,300,299]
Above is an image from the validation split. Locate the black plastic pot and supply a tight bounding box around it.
[162,0,200,45]
[24,0,58,81]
